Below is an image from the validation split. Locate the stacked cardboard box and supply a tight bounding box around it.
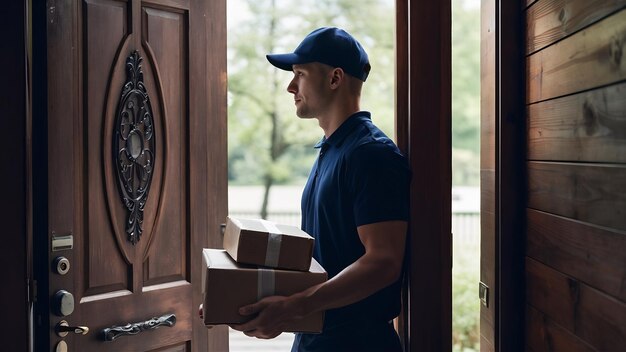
[202,217,326,333]
[223,216,314,271]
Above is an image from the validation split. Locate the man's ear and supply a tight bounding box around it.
[329,68,344,89]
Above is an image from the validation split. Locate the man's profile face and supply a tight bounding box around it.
[287,63,333,119]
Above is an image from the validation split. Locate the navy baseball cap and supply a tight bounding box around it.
[266,27,371,81]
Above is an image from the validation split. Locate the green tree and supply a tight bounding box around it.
[227,0,396,217]
[452,0,481,186]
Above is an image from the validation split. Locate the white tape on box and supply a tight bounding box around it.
[257,268,275,300]
[259,219,282,267]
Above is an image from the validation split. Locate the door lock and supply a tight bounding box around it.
[55,340,67,352]
[53,256,70,275]
[53,290,75,316]
[56,320,89,337]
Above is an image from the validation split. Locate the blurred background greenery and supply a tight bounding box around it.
[227,0,480,350]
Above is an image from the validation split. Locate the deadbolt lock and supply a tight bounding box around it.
[53,257,70,275]
[53,290,75,317]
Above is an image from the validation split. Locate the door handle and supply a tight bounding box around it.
[101,313,176,341]
[56,320,89,337]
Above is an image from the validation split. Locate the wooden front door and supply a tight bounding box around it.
[38,0,227,351]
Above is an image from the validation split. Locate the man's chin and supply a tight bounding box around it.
[295,111,314,119]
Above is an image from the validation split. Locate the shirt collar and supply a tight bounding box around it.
[314,111,371,149]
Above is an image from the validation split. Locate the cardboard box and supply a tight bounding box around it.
[202,248,326,333]
[223,216,315,271]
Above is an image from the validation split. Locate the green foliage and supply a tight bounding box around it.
[452,0,481,186]
[227,0,396,186]
[228,1,482,348]
[453,242,480,352]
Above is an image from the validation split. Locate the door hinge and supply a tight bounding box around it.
[28,279,38,304]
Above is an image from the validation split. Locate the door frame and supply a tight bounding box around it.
[396,0,526,351]
[395,0,452,351]
[0,0,31,351]
[480,0,525,351]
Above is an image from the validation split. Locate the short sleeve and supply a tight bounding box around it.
[346,141,411,226]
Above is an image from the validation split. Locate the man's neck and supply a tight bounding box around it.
[318,102,361,138]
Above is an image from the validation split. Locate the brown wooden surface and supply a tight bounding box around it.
[526,258,626,350]
[526,0,626,54]
[480,171,496,348]
[527,81,626,163]
[527,161,626,231]
[526,209,626,302]
[0,0,29,350]
[481,1,526,350]
[41,0,226,351]
[404,0,452,350]
[524,3,626,352]
[527,8,626,103]
[394,0,409,346]
[191,0,228,350]
[480,0,496,349]
[526,305,597,352]
[498,2,527,350]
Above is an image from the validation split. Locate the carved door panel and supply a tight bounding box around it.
[42,0,227,351]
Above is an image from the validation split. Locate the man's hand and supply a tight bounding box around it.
[230,295,304,339]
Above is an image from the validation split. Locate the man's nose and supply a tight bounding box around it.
[287,80,297,94]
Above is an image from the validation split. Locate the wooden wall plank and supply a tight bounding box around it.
[527,209,626,302]
[528,81,626,163]
[526,258,626,350]
[527,161,626,231]
[526,305,598,352]
[527,9,626,103]
[526,0,626,54]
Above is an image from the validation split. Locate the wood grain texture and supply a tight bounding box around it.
[527,208,626,302]
[527,161,626,231]
[83,0,130,295]
[527,9,626,103]
[528,81,626,163]
[480,0,496,348]
[42,0,228,351]
[526,258,626,350]
[193,0,228,350]
[406,0,452,350]
[141,6,188,286]
[526,0,626,54]
[526,305,597,352]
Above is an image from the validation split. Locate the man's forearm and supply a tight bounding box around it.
[291,252,403,317]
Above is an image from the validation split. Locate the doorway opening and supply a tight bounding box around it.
[451,0,481,351]
[226,0,396,350]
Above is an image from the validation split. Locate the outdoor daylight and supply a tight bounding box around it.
[227,0,480,351]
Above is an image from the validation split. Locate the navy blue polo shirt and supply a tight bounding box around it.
[295,111,410,349]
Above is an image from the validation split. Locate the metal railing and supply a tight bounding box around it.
[229,211,480,244]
